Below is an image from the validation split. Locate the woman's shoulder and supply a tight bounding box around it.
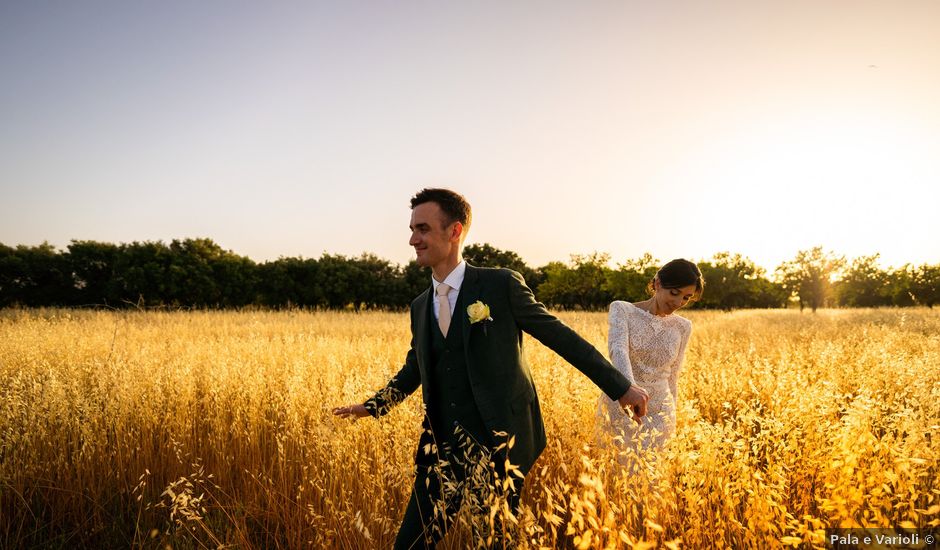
[608,300,638,313]
[674,314,693,333]
[610,301,650,323]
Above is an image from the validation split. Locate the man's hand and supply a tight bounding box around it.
[617,385,649,424]
[332,404,370,420]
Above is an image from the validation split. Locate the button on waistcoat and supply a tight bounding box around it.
[426,290,490,450]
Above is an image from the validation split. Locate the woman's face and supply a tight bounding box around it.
[653,279,698,314]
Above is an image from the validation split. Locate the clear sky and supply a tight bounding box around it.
[2,0,939,272]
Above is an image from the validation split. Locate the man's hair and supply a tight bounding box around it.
[410,188,472,229]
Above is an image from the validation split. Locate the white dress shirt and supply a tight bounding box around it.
[432,261,466,322]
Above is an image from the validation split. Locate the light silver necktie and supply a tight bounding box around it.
[437,283,452,336]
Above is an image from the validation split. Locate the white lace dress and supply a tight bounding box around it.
[596,301,692,451]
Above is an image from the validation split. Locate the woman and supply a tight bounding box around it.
[596,259,703,451]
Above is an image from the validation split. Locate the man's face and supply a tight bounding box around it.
[409,202,459,268]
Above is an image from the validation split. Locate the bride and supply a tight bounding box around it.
[597,259,703,451]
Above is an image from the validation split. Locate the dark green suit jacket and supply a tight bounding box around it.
[364,264,631,474]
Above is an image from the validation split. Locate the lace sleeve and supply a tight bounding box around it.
[668,319,692,406]
[607,301,635,384]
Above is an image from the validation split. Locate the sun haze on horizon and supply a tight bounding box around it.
[1,1,938,273]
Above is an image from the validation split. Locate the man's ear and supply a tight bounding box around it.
[450,221,464,242]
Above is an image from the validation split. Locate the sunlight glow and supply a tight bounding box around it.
[658,108,940,270]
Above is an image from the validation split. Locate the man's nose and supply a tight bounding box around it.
[409,232,420,246]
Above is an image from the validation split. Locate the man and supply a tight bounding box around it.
[333,188,648,549]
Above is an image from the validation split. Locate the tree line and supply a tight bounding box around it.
[1,240,938,311]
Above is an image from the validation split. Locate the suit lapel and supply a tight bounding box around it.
[414,287,431,372]
[461,264,482,351]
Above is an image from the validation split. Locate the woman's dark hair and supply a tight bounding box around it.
[647,258,704,301]
[410,188,472,229]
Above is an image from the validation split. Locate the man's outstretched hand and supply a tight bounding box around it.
[332,404,370,420]
[617,384,650,424]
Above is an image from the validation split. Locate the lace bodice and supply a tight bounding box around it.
[607,300,692,394]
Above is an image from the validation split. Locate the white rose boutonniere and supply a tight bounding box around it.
[467,301,493,334]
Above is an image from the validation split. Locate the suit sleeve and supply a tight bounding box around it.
[506,270,631,400]
[362,316,422,418]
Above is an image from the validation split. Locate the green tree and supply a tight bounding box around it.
[67,240,120,306]
[776,247,845,312]
[604,253,659,303]
[911,263,940,308]
[537,253,612,310]
[834,254,891,307]
[747,277,790,309]
[0,242,73,307]
[697,253,752,310]
[347,253,400,311]
[111,241,175,307]
[397,260,432,305]
[698,252,786,310]
[463,243,527,271]
[884,265,916,307]
[0,243,25,307]
[463,242,540,289]
[209,246,259,307]
[257,257,325,308]
[316,254,357,309]
[167,238,221,306]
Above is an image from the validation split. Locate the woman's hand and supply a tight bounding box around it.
[617,384,650,424]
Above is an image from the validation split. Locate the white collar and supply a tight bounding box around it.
[432,261,466,292]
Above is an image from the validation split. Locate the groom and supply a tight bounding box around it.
[333,188,649,549]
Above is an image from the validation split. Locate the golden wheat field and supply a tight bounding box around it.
[1,307,939,549]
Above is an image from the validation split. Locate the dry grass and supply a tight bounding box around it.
[1,307,938,548]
